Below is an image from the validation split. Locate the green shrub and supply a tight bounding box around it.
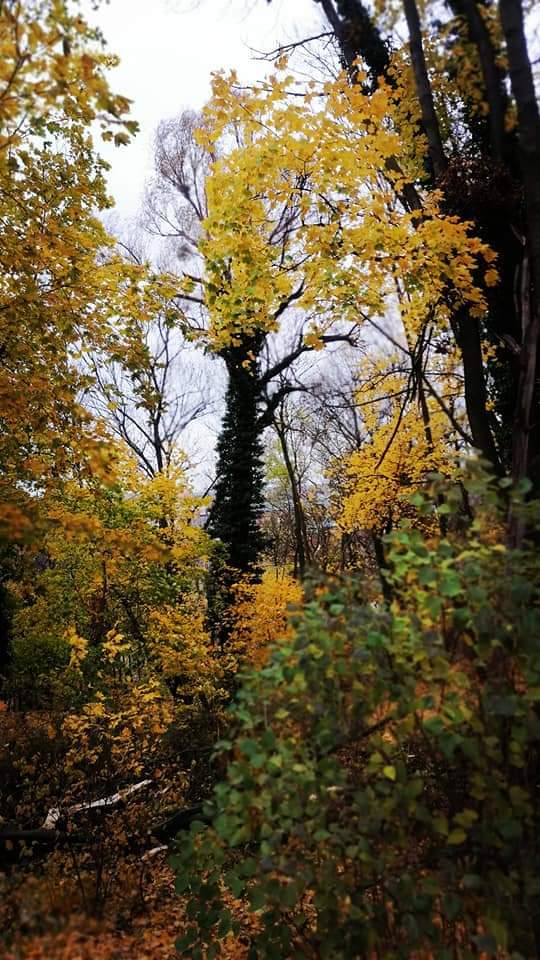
[6,629,71,709]
[172,475,540,959]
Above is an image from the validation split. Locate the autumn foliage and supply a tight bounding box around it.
[228,571,303,668]
[1,0,540,957]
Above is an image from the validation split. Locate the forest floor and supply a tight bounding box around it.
[2,856,254,960]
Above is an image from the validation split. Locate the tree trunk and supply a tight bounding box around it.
[207,339,266,574]
[274,416,312,579]
[402,0,447,180]
[451,306,501,469]
[498,0,540,493]
[372,530,393,604]
[453,0,508,160]
[206,337,267,648]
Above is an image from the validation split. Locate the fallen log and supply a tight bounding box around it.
[0,827,60,844]
[0,793,211,858]
[41,779,152,829]
[0,780,153,858]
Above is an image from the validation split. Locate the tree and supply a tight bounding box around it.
[270,398,314,579]
[5,456,212,706]
[0,0,137,543]
[86,240,211,479]
[498,0,540,496]
[310,0,539,498]
[194,65,495,561]
[143,106,362,629]
[206,341,267,574]
[0,0,142,685]
[339,368,451,536]
[144,62,493,586]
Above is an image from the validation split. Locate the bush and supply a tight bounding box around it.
[172,475,540,959]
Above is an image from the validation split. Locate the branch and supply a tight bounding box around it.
[258,383,309,430]
[249,32,335,62]
[271,281,305,325]
[261,328,358,386]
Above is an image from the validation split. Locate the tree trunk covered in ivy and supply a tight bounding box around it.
[206,335,267,648]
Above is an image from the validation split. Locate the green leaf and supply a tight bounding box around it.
[249,887,267,912]
[440,573,461,598]
[447,828,466,845]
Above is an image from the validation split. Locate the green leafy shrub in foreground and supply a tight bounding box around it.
[172,477,540,959]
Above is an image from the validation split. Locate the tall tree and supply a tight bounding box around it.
[498,0,540,493]
[206,337,267,574]
[144,109,361,587]
[86,239,211,480]
[271,397,313,579]
[0,0,137,543]
[311,0,538,493]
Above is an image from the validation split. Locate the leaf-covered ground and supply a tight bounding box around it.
[2,859,252,960]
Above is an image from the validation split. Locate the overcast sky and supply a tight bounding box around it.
[82,0,320,217]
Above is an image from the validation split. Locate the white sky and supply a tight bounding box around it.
[83,0,320,217]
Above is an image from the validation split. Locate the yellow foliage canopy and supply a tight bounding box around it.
[339,371,451,535]
[0,0,137,541]
[228,570,303,668]
[190,64,496,355]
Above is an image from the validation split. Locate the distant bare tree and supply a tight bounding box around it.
[144,111,211,263]
[85,231,216,478]
[89,323,211,479]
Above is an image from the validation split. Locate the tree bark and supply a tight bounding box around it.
[207,337,267,575]
[274,414,312,579]
[498,0,540,492]
[451,306,501,469]
[372,530,393,604]
[402,0,447,180]
[453,0,508,160]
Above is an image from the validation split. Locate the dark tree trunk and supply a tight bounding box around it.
[207,339,266,574]
[443,0,521,469]
[274,416,312,579]
[400,0,503,468]
[451,306,502,469]
[402,0,447,180]
[498,0,540,493]
[451,0,509,160]
[331,0,391,87]
[372,531,393,604]
[0,577,12,684]
[206,336,267,648]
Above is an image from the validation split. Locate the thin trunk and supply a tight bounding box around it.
[372,531,392,604]
[402,0,447,180]
[152,414,164,474]
[417,371,449,535]
[274,417,312,579]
